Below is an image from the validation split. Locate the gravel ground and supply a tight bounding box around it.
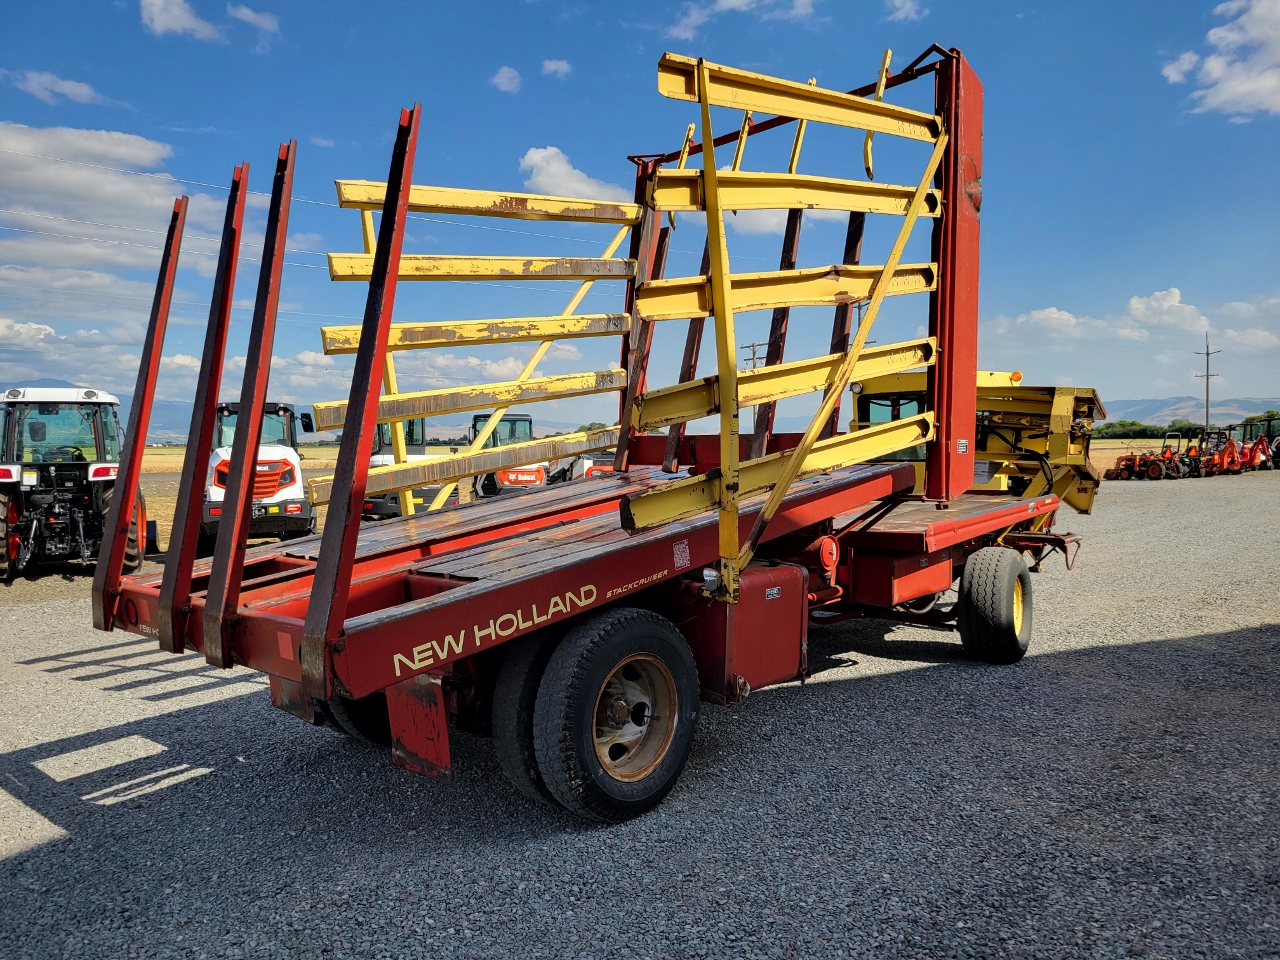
[1,473,1278,959]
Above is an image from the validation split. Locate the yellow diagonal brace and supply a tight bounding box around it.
[631,337,937,432]
[634,262,936,321]
[335,181,642,224]
[620,413,935,531]
[657,53,940,142]
[696,58,743,601]
[650,169,942,217]
[309,429,621,504]
[328,254,636,282]
[425,223,633,510]
[312,369,627,431]
[736,130,950,568]
[320,314,630,355]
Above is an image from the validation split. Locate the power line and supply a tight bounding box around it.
[1194,333,1220,434]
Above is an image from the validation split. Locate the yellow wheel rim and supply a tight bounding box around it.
[1012,578,1024,635]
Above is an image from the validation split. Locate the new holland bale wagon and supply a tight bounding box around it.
[93,46,1091,822]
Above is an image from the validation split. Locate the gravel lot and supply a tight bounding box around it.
[1,474,1278,959]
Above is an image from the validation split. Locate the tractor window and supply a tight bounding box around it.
[855,393,927,462]
[481,418,533,449]
[14,403,99,463]
[260,412,289,446]
[216,410,237,448]
[371,419,425,455]
[101,408,122,461]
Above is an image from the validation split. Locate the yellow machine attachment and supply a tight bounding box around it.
[852,370,1106,521]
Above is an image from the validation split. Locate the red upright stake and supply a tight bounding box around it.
[92,197,187,631]
[158,163,248,654]
[203,143,295,668]
[300,106,421,700]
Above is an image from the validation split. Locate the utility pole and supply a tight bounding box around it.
[1194,333,1220,436]
[741,341,769,371]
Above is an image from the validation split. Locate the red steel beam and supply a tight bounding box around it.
[924,51,982,502]
[819,211,866,440]
[662,240,711,473]
[301,106,421,700]
[92,196,187,631]
[158,163,248,653]
[748,207,804,459]
[203,142,296,668]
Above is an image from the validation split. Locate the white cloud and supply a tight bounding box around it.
[310,136,333,148]
[720,205,847,236]
[1161,0,1280,116]
[286,231,324,252]
[490,66,522,94]
[1162,51,1201,83]
[518,146,629,201]
[295,349,334,367]
[140,0,221,40]
[1224,326,1280,348]
[10,71,115,107]
[886,0,928,21]
[227,4,279,51]
[1127,287,1209,332]
[666,0,817,41]
[542,59,571,78]
[547,342,582,361]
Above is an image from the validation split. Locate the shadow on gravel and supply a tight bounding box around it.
[3,622,1280,957]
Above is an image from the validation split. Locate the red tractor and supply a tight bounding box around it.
[1201,431,1243,476]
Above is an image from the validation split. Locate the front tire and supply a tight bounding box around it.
[957,547,1033,665]
[533,608,699,823]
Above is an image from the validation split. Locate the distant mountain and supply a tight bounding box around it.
[1099,396,1280,425]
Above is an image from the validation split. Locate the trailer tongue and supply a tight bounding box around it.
[93,46,1093,822]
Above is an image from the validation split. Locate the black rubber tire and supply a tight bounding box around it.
[195,528,218,558]
[957,547,1033,665]
[0,489,13,583]
[533,607,700,823]
[491,630,563,806]
[1117,466,1132,480]
[327,692,392,746]
[101,485,145,574]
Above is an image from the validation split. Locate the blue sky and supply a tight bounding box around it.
[1,0,1278,432]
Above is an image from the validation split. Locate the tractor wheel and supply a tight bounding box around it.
[1117,466,1132,481]
[1146,462,1164,480]
[0,489,14,583]
[1166,461,1183,479]
[957,547,1033,665]
[533,607,699,823]
[327,692,392,745]
[101,485,145,574]
[492,630,562,806]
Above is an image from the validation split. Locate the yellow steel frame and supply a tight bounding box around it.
[309,173,636,508]
[621,55,948,601]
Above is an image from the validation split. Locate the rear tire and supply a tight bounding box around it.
[0,489,13,583]
[327,692,392,745]
[957,547,1033,665]
[1145,462,1164,480]
[492,630,562,806]
[101,485,145,574]
[533,608,699,823]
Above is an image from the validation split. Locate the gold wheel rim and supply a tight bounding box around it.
[592,653,678,783]
[1012,577,1024,634]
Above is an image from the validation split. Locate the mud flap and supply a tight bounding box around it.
[386,672,452,783]
[268,675,320,725]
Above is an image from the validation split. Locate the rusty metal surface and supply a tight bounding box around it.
[386,673,452,782]
[158,165,248,653]
[91,196,187,632]
[819,211,866,440]
[301,106,421,700]
[662,240,711,472]
[749,207,804,459]
[202,142,296,670]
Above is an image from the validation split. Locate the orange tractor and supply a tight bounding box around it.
[1200,431,1243,476]
[1227,420,1276,471]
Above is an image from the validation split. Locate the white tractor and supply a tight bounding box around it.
[199,402,316,555]
[0,386,142,580]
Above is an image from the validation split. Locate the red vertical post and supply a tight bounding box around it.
[300,106,420,700]
[203,142,296,668]
[819,211,866,440]
[925,51,982,502]
[92,197,187,631]
[748,207,804,459]
[662,241,711,472]
[158,164,248,654]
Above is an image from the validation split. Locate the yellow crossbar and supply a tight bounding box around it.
[311,369,627,430]
[650,169,942,217]
[320,313,630,355]
[657,54,940,142]
[634,262,936,321]
[335,181,642,224]
[328,254,636,282]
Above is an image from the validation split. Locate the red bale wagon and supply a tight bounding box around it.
[93,47,1087,822]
